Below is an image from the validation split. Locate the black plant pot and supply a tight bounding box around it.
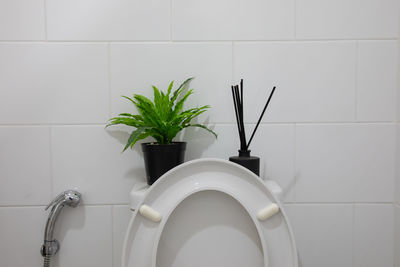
[141,142,187,185]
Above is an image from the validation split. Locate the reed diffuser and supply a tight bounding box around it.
[229,79,276,176]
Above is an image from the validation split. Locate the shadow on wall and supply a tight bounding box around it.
[50,204,86,267]
[180,117,217,160]
[106,127,147,180]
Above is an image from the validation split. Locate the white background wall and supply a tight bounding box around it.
[0,1,398,267]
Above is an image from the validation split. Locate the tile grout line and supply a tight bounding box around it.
[0,38,397,43]
[108,43,112,117]
[0,203,130,208]
[352,203,355,267]
[170,0,173,41]
[293,0,297,40]
[293,123,297,202]
[396,0,400,115]
[393,203,396,267]
[43,0,48,41]
[111,205,114,267]
[0,121,397,127]
[48,126,54,199]
[231,41,235,83]
[393,123,397,203]
[355,41,359,120]
[395,54,398,265]
[397,26,400,122]
[1,202,394,208]
[283,202,394,205]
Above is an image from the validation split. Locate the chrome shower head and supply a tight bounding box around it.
[45,190,81,211]
[41,190,82,260]
[62,190,81,208]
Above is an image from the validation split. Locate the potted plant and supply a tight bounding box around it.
[107,77,217,185]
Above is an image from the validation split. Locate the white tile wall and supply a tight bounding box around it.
[285,204,353,267]
[286,204,396,267]
[0,126,51,206]
[53,205,112,267]
[0,43,109,124]
[110,43,233,123]
[296,0,399,39]
[113,205,132,267]
[0,1,398,267]
[0,207,47,267]
[172,0,234,41]
[353,204,394,267]
[295,124,396,203]
[51,126,145,204]
[0,0,45,40]
[357,41,398,122]
[46,0,170,41]
[234,42,357,122]
[173,0,295,40]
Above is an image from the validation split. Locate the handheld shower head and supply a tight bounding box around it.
[65,190,81,207]
[41,190,82,261]
[45,190,81,210]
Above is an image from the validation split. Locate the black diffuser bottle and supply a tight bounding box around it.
[229,79,276,177]
[229,149,260,176]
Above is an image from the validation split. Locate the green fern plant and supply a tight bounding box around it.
[106,77,217,151]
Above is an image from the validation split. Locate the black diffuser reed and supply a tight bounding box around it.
[229,79,276,176]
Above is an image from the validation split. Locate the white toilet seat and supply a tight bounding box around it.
[122,158,298,267]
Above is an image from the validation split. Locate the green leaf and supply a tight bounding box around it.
[170,77,194,104]
[133,94,164,129]
[118,113,135,117]
[175,105,210,125]
[121,95,137,105]
[107,77,216,149]
[177,77,194,91]
[170,89,193,119]
[184,124,218,138]
[152,85,162,109]
[106,117,144,128]
[123,127,148,152]
[165,125,183,143]
[166,81,174,98]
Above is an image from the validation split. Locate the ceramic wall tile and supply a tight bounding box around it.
[234,42,356,122]
[296,0,399,39]
[0,126,51,205]
[295,124,395,202]
[46,0,170,40]
[0,207,47,267]
[113,205,132,267]
[110,43,233,123]
[53,205,112,267]
[0,43,108,124]
[0,0,45,40]
[51,126,145,204]
[354,204,394,267]
[285,204,353,267]
[357,41,397,122]
[173,0,295,40]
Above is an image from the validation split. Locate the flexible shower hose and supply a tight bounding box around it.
[43,255,51,267]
